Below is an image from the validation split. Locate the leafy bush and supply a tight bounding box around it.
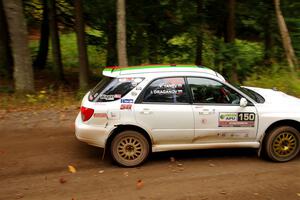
[212,37,263,81]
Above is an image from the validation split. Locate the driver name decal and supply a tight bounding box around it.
[219,112,255,127]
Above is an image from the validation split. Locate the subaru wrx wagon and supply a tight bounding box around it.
[75,65,300,167]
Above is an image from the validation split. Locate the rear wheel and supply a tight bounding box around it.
[265,126,300,162]
[111,130,150,167]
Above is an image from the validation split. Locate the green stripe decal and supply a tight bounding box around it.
[103,65,206,72]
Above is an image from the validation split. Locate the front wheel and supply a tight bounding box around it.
[110,130,150,167]
[265,126,300,162]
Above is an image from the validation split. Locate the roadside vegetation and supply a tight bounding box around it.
[0,0,300,110]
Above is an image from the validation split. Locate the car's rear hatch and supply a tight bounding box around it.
[80,74,144,125]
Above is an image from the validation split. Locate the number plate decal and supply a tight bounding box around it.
[219,112,255,127]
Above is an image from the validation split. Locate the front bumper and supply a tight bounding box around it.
[75,114,110,148]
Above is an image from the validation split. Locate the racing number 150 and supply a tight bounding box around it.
[238,112,255,121]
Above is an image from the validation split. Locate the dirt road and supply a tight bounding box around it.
[1,108,300,200]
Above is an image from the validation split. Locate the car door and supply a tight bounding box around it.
[187,77,258,143]
[134,77,194,144]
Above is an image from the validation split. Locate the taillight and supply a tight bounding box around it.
[80,106,94,122]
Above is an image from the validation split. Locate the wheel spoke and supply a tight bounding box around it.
[272,131,299,158]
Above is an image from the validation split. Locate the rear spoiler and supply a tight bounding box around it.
[102,66,121,77]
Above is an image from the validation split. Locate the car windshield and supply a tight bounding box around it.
[89,77,144,102]
[234,85,265,103]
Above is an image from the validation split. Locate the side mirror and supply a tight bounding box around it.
[240,98,248,107]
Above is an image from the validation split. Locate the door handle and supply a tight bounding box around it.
[141,108,152,115]
[199,109,215,115]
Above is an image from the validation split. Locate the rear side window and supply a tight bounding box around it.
[142,77,188,103]
[89,77,144,102]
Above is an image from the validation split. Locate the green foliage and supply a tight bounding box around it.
[30,29,264,83]
[22,0,300,94]
[163,33,195,63]
[245,67,300,97]
[30,31,106,69]
[212,38,264,80]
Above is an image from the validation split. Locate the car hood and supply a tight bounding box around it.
[244,86,300,106]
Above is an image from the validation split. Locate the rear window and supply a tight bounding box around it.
[89,77,144,102]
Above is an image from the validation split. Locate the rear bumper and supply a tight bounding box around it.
[75,114,110,148]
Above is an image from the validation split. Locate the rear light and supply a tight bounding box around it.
[80,106,94,122]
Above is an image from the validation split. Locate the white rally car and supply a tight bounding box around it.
[75,65,300,167]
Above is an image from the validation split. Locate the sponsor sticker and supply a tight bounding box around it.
[99,95,115,100]
[119,78,133,82]
[94,113,107,118]
[150,89,183,95]
[121,99,134,103]
[114,94,122,99]
[120,104,132,110]
[131,91,138,96]
[219,112,255,127]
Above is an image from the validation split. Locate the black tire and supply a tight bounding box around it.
[110,130,150,167]
[265,126,300,162]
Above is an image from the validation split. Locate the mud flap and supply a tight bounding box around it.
[102,147,106,160]
[257,143,262,158]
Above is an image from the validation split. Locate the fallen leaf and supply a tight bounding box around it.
[16,193,24,199]
[98,170,104,174]
[177,163,183,167]
[170,157,175,162]
[209,163,215,167]
[123,172,129,177]
[68,165,76,173]
[59,177,67,184]
[136,179,144,189]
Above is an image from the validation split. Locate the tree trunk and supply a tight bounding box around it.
[225,0,235,43]
[264,12,273,66]
[75,0,89,90]
[195,0,204,66]
[116,0,128,66]
[2,0,34,92]
[48,0,64,80]
[274,0,298,70]
[0,0,13,78]
[106,20,117,66]
[225,0,238,83]
[147,21,159,64]
[33,0,49,70]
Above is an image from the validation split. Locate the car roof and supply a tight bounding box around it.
[102,64,225,81]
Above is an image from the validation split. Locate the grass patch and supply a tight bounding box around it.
[29,30,106,70]
[244,68,300,97]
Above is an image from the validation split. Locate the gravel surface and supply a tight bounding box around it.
[1,109,300,200]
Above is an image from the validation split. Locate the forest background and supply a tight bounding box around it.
[0,0,299,109]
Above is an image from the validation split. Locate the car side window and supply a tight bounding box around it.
[187,77,242,105]
[142,77,188,103]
